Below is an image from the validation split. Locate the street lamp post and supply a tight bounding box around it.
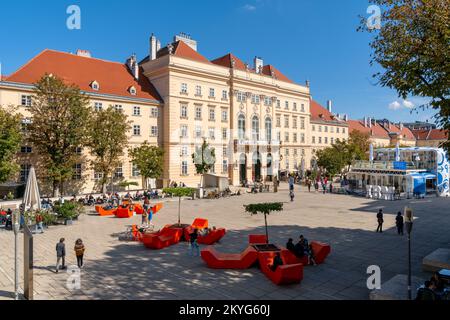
[13,208,22,300]
[404,207,414,300]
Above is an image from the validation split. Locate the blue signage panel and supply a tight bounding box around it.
[394,162,407,170]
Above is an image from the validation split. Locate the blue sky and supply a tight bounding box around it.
[0,0,437,124]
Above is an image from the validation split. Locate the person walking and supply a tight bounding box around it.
[188,229,200,257]
[74,239,85,268]
[55,238,66,273]
[288,175,295,192]
[35,212,44,234]
[376,209,384,233]
[395,211,404,235]
[142,207,148,226]
[307,179,311,192]
[329,182,333,194]
[289,189,295,202]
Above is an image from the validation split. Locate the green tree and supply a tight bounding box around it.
[129,142,164,189]
[244,203,283,244]
[192,139,216,187]
[29,74,90,196]
[87,106,130,194]
[360,0,450,151]
[162,187,196,226]
[316,147,345,178]
[0,106,22,182]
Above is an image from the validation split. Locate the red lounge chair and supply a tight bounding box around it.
[116,206,134,219]
[310,241,331,264]
[258,252,303,285]
[142,226,183,250]
[131,225,143,242]
[201,246,258,269]
[95,206,117,216]
[152,203,163,214]
[134,204,144,215]
[184,226,226,245]
[249,235,268,245]
[192,218,208,229]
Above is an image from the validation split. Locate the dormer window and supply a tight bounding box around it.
[128,86,137,95]
[91,81,100,91]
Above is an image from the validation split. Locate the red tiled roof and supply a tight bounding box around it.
[310,100,335,122]
[211,54,293,83]
[382,123,416,140]
[5,49,161,101]
[412,129,448,140]
[156,40,211,64]
[347,119,390,139]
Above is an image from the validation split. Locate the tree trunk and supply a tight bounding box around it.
[178,196,181,226]
[52,181,60,198]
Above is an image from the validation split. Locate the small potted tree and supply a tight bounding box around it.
[244,202,283,250]
[162,187,196,228]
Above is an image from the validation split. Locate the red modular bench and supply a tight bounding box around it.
[131,225,143,242]
[184,226,227,245]
[134,204,144,215]
[201,246,258,269]
[310,241,331,264]
[116,206,134,219]
[95,206,117,217]
[192,218,208,229]
[258,251,304,285]
[249,235,268,245]
[142,226,183,250]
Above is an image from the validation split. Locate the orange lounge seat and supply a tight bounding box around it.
[95,206,117,217]
[192,218,208,229]
[131,225,143,242]
[116,206,134,219]
[258,251,303,285]
[310,241,331,264]
[249,234,268,245]
[184,226,226,245]
[201,246,258,269]
[152,203,163,214]
[142,226,183,250]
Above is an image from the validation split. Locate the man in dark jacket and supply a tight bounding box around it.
[376,209,384,233]
[55,238,66,273]
[416,281,437,300]
[270,253,284,272]
[395,212,404,235]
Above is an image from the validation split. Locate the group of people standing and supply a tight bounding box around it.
[375,209,405,235]
[55,238,86,273]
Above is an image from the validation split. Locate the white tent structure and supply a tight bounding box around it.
[22,167,41,211]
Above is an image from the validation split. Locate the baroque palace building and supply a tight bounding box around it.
[0,33,350,193]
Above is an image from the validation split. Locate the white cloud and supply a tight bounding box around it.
[389,101,402,110]
[402,100,415,109]
[243,4,257,11]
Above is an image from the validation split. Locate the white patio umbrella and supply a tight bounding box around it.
[22,167,41,211]
[369,144,374,162]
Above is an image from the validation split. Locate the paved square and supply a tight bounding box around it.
[1,184,449,300]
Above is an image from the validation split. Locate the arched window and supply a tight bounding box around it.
[252,116,260,141]
[238,114,246,140]
[265,117,272,142]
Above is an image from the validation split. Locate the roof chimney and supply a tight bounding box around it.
[364,116,368,127]
[305,80,310,87]
[76,49,91,58]
[326,100,332,113]
[344,114,348,121]
[254,57,264,73]
[399,122,404,130]
[126,54,139,80]
[368,117,372,128]
[150,34,157,61]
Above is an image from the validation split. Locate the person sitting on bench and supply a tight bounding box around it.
[286,238,295,254]
[299,235,317,266]
[270,252,284,272]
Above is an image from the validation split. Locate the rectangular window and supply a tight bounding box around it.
[20,164,31,182]
[94,102,103,111]
[301,133,305,143]
[284,132,289,142]
[312,125,316,132]
[114,165,123,178]
[222,160,228,173]
[330,126,335,133]
[94,172,104,181]
[285,148,290,156]
[237,91,246,102]
[195,85,202,96]
[293,117,298,129]
[325,137,328,144]
[151,108,159,118]
[151,126,158,137]
[221,109,228,122]
[132,163,140,177]
[301,104,305,112]
[194,106,202,120]
[342,128,346,134]
[276,115,281,128]
[293,102,297,111]
[318,126,322,133]
[222,128,227,140]
[331,138,334,144]
[72,164,82,181]
[181,83,188,94]
[300,117,305,130]
[312,136,316,144]
[209,108,215,121]
[302,149,305,156]
[223,146,228,157]
[195,126,202,138]
[337,127,340,133]
[324,126,328,133]
[133,106,141,116]
[264,96,271,106]
[276,100,281,108]
[284,115,289,128]
[294,149,298,156]
[209,128,215,140]
[222,90,228,100]
[180,104,188,118]
[181,161,188,175]
[180,125,188,138]
[209,88,215,98]
[133,125,141,136]
[285,101,289,110]
[21,95,32,107]
[293,133,298,143]
[75,147,83,155]
[20,146,32,153]
[319,137,322,144]
[277,132,281,142]
[251,94,260,104]
[181,145,189,157]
